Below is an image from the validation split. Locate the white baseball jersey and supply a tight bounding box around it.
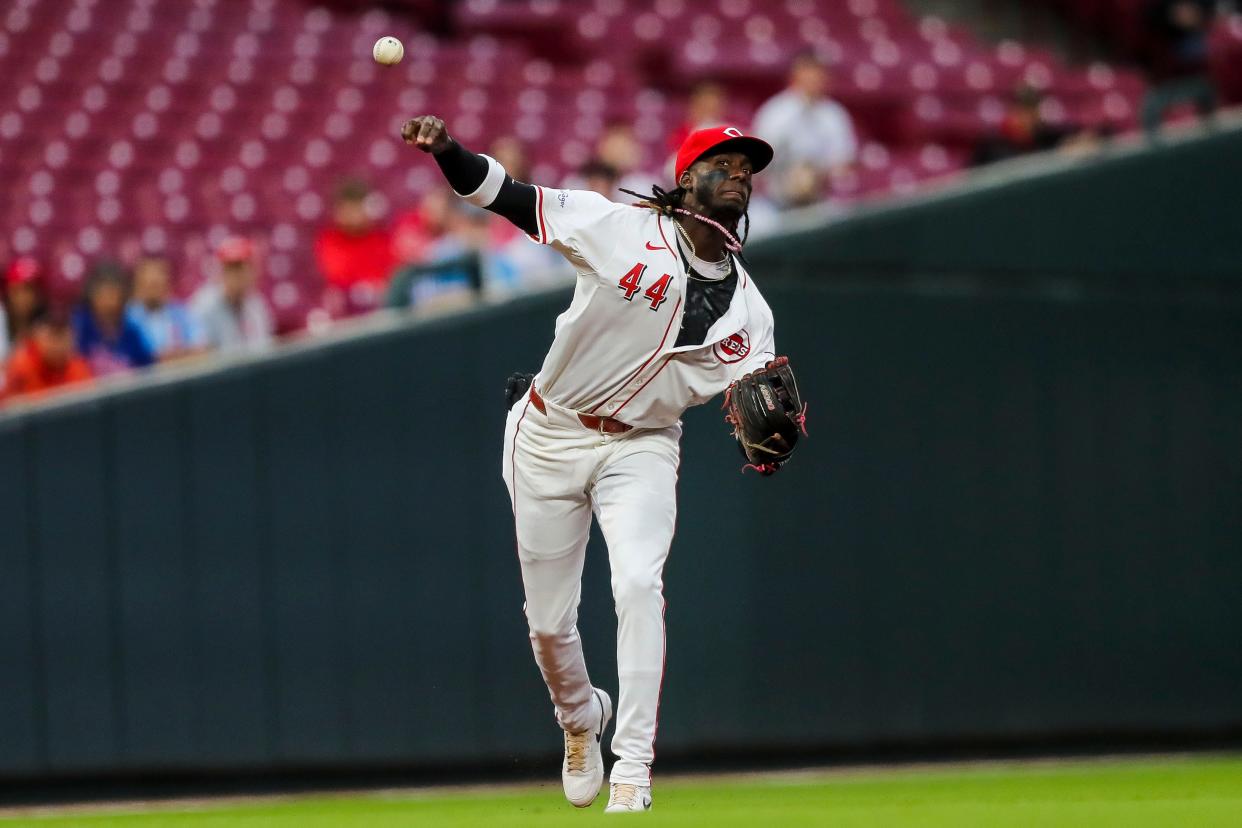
[525,186,776,428]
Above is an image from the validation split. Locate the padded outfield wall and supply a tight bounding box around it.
[2,123,1240,780]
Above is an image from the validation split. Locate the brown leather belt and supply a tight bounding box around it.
[529,385,633,434]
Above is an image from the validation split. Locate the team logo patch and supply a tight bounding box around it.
[714,330,750,364]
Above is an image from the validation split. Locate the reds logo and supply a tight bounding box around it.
[714,330,750,364]
[723,127,743,137]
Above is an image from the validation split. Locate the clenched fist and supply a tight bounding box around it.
[401,115,452,154]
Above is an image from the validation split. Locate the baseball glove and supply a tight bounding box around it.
[505,371,535,410]
[723,356,807,476]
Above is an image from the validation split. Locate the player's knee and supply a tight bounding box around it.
[524,607,576,639]
[611,569,664,611]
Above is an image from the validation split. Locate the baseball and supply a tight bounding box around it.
[373,36,404,66]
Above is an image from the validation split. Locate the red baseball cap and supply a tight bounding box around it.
[674,126,774,182]
[216,236,254,264]
[5,257,42,286]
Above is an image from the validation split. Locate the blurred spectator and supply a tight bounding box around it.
[489,135,531,181]
[314,179,396,314]
[753,51,858,206]
[392,188,453,264]
[127,256,204,361]
[667,81,727,155]
[73,262,156,377]
[780,162,830,209]
[4,258,46,359]
[388,201,488,310]
[487,138,573,287]
[1149,0,1217,74]
[1142,0,1219,132]
[190,237,274,353]
[594,123,654,194]
[578,159,621,197]
[2,307,92,403]
[972,86,1082,165]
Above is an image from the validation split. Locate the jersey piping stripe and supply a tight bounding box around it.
[508,397,532,520]
[647,445,678,786]
[648,597,667,785]
[605,214,682,417]
[611,353,673,418]
[584,216,682,414]
[585,295,682,415]
[655,214,680,268]
[531,185,547,243]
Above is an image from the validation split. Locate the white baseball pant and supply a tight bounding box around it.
[502,391,681,786]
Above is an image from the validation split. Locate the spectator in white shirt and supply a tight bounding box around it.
[190,237,274,354]
[753,51,859,206]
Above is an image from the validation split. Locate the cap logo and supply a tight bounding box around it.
[723,127,743,137]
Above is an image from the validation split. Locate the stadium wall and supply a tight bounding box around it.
[2,127,1241,780]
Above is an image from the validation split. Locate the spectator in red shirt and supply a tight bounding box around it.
[392,188,454,265]
[2,307,92,403]
[314,179,395,316]
[3,257,46,359]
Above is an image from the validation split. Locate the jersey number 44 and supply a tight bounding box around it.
[617,263,672,312]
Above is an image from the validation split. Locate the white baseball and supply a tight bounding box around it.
[373,36,404,66]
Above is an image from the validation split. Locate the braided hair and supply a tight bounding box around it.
[619,184,751,248]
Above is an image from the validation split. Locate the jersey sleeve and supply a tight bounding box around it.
[528,186,629,268]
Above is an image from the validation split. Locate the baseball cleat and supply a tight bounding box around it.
[604,782,653,813]
[562,688,612,808]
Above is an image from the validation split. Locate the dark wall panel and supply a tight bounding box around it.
[109,388,197,767]
[325,336,426,763]
[27,405,120,770]
[184,370,273,764]
[0,419,41,773]
[259,354,349,762]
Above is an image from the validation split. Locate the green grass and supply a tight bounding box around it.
[6,756,1241,827]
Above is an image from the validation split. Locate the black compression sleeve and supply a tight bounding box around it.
[489,178,539,237]
[433,140,488,193]
[433,140,539,237]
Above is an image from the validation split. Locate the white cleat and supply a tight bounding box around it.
[604,783,653,813]
[562,688,612,808]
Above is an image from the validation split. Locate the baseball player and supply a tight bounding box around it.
[402,116,805,813]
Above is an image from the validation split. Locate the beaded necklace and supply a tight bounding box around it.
[673,207,743,253]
